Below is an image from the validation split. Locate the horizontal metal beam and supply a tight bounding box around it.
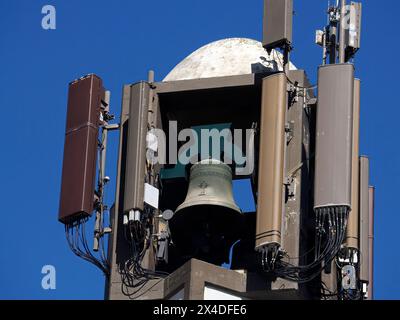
[154,73,268,94]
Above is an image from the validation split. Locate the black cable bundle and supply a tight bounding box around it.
[264,206,349,284]
[338,288,363,300]
[120,207,169,299]
[65,218,110,276]
[321,281,338,300]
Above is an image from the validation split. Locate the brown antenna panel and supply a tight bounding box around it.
[58,74,104,224]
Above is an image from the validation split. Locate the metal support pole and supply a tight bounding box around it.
[148,70,156,129]
[284,47,290,74]
[322,26,328,65]
[94,91,112,252]
[329,24,337,64]
[339,0,347,63]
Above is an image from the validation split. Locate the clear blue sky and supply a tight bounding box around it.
[0,0,397,299]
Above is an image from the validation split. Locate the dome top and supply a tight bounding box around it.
[163,38,296,81]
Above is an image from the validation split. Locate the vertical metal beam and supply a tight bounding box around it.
[283,70,314,268]
[255,73,287,250]
[322,26,328,65]
[339,0,347,63]
[107,82,161,300]
[106,85,132,299]
[359,156,370,283]
[329,24,338,64]
[368,186,375,300]
[94,91,111,252]
[123,82,150,213]
[346,79,360,250]
[147,70,156,130]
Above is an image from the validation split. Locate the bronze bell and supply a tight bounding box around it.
[169,159,243,265]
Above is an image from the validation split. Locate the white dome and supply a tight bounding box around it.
[163,38,296,81]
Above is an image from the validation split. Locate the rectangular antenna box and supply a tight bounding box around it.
[122,82,150,214]
[58,74,104,224]
[345,2,362,50]
[263,0,293,50]
[314,64,354,209]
